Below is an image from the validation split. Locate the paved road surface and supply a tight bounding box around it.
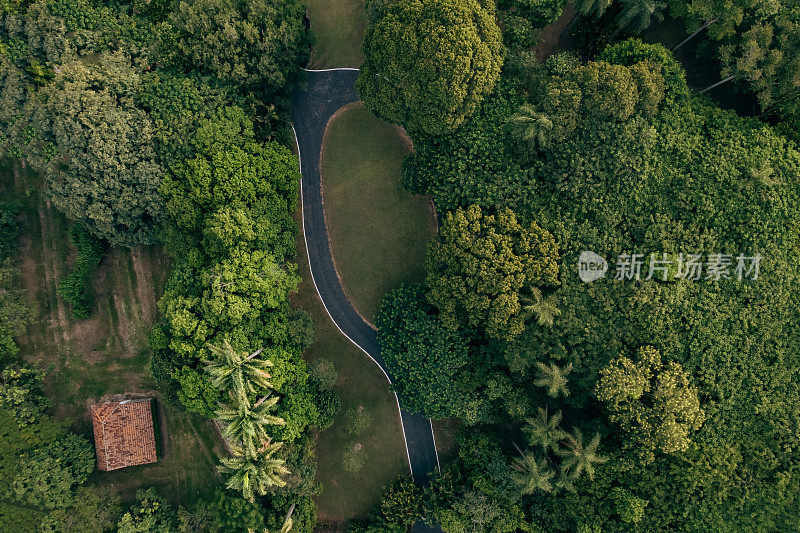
[290,69,442,533]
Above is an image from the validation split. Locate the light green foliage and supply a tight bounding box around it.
[217,395,285,458]
[218,440,289,501]
[596,346,706,458]
[159,0,310,94]
[512,453,554,494]
[534,361,572,398]
[426,205,560,341]
[160,105,299,236]
[23,52,164,246]
[116,488,178,533]
[523,408,568,453]
[598,39,690,102]
[204,340,274,404]
[611,487,648,524]
[9,432,95,510]
[357,0,503,135]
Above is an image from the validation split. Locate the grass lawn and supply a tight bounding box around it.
[321,103,436,324]
[1,160,222,507]
[305,0,365,68]
[290,223,408,524]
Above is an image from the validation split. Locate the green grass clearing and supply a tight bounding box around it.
[305,0,365,68]
[321,103,436,324]
[1,160,222,507]
[290,223,408,524]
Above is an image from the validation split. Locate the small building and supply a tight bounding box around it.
[91,398,157,471]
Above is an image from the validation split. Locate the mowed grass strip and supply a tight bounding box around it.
[305,0,365,68]
[290,226,408,523]
[321,103,435,323]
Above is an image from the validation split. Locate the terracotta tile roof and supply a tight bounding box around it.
[91,399,157,471]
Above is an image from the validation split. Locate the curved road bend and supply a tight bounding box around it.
[290,69,441,529]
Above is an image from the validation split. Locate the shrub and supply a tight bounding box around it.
[57,224,103,319]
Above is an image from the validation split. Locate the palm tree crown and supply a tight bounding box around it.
[509,104,554,151]
[512,452,555,494]
[217,395,285,457]
[520,287,561,327]
[524,407,568,452]
[557,428,608,481]
[219,439,289,501]
[205,340,274,402]
[534,361,573,398]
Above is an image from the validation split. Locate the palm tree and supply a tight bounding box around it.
[520,287,561,327]
[534,361,573,398]
[557,428,608,481]
[219,439,290,501]
[217,395,285,457]
[512,452,555,494]
[524,407,568,452]
[509,105,554,152]
[249,503,295,533]
[615,0,666,34]
[205,340,274,402]
[575,0,612,19]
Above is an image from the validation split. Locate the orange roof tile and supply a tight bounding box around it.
[91,399,157,471]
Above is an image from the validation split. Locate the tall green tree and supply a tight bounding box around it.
[23,52,164,246]
[217,395,285,457]
[596,346,706,460]
[205,340,274,403]
[159,0,311,94]
[426,205,560,341]
[219,439,290,501]
[357,0,503,135]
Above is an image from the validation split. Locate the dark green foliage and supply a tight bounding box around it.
[0,259,32,362]
[116,488,178,533]
[402,79,523,209]
[0,364,48,426]
[57,224,103,319]
[499,0,568,27]
[205,489,265,533]
[9,432,95,510]
[157,0,311,96]
[388,46,800,531]
[379,476,421,528]
[357,0,503,135]
[0,199,20,260]
[378,284,487,422]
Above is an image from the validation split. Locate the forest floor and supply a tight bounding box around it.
[2,160,222,507]
[321,102,435,324]
[304,0,365,68]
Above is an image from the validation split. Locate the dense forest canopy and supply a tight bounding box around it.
[1,0,799,530]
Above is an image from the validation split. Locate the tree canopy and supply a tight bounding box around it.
[357,0,503,135]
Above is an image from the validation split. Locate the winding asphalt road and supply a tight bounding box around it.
[290,69,441,531]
